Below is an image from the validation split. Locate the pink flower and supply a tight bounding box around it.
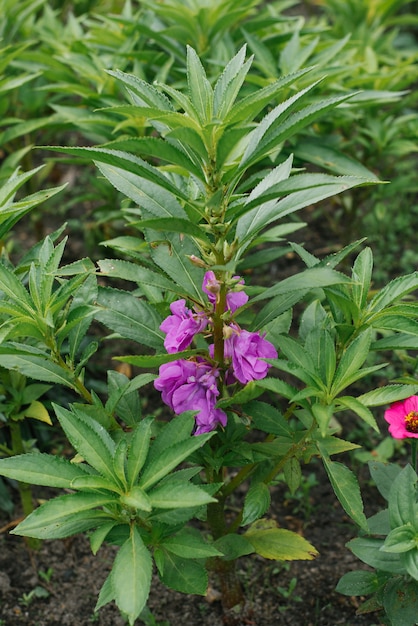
[202,271,249,314]
[384,396,418,439]
[160,299,207,353]
[154,358,227,435]
[227,328,277,384]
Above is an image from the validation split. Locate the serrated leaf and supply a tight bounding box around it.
[139,432,213,490]
[95,287,164,350]
[186,45,213,124]
[245,526,318,560]
[157,550,208,595]
[251,267,350,303]
[96,162,187,219]
[214,534,254,560]
[320,455,368,531]
[357,384,418,407]
[213,45,252,119]
[336,396,379,431]
[330,328,372,396]
[134,217,211,246]
[0,453,90,488]
[53,404,117,484]
[368,272,418,315]
[97,259,182,296]
[150,232,205,303]
[90,522,117,555]
[242,482,271,526]
[11,492,115,539]
[162,528,222,558]
[388,465,417,528]
[0,349,76,387]
[126,417,153,488]
[111,527,152,626]
[148,481,216,509]
[120,486,152,512]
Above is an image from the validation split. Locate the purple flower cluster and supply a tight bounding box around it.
[154,359,227,435]
[154,272,277,434]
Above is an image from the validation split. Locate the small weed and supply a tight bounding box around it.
[19,586,50,607]
[38,567,54,584]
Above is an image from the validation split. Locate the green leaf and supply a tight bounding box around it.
[352,247,374,309]
[245,525,318,561]
[134,217,211,246]
[368,272,418,315]
[148,480,216,509]
[157,550,208,595]
[214,534,254,561]
[251,267,350,303]
[245,401,292,437]
[0,348,76,387]
[213,45,252,119]
[242,482,271,526]
[96,162,187,219]
[0,453,90,488]
[46,146,187,201]
[240,81,321,167]
[11,492,115,539]
[368,461,402,501]
[347,537,404,573]
[111,527,152,626]
[383,577,418,626]
[120,486,152,512]
[90,522,117,555]
[95,287,164,350]
[150,232,205,303]
[336,396,379,431]
[97,258,187,297]
[186,45,213,124]
[53,404,117,484]
[320,455,368,531]
[336,570,381,596]
[126,417,153,488]
[283,457,302,495]
[162,528,223,559]
[139,432,213,490]
[381,524,417,553]
[357,384,418,407]
[330,328,372,396]
[388,465,417,528]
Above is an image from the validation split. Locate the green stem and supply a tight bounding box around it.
[411,439,417,473]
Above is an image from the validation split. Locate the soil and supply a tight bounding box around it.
[0,463,385,626]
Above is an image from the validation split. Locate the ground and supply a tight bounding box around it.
[0,465,385,626]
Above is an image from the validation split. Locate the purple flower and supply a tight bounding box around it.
[154,358,227,435]
[225,327,277,384]
[160,299,207,353]
[202,271,248,313]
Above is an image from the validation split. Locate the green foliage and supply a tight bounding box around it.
[337,462,418,625]
[0,2,417,623]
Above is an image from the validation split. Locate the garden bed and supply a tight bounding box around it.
[0,466,383,626]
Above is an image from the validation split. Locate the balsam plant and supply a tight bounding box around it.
[1,43,418,626]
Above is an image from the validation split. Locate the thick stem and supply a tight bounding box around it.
[207,476,246,617]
